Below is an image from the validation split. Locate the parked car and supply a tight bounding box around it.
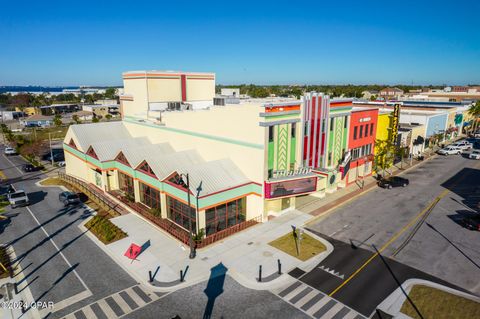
[450,141,473,150]
[8,190,29,208]
[46,152,65,163]
[461,215,480,231]
[378,176,410,189]
[437,146,462,155]
[469,150,480,160]
[56,161,66,167]
[0,184,15,200]
[4,147,17,156]
[22,163,37,172]
[474,131,480,138]
[59,191,80,206]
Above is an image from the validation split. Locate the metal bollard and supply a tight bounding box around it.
[180,270,184,282]
[258,265,262,282]
[149,270,153,282]
[277,259,282,275]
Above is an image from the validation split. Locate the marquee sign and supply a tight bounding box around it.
[265,177,317,198]
[391,104,400,145]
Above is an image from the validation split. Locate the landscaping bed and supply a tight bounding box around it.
[269,232,326,261]
[400,285,480,319]
[0,245,12,279]
[84,215,127,244]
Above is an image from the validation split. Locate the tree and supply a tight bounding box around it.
[53,114,62,127]
[105,114,112,121]
[72,114,81,124]
[373,139,395,176]
[92,117,99,123]
[104,88,116,99]
[468,101,480,134]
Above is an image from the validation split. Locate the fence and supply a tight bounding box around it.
[58,172,127,216]
[110,190,262,248]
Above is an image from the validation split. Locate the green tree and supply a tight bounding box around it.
[104,88,116,99]
[468,101,480,134]
[105,114,112,121]
[72,114,81,124]
[53,114,62,127]
[373,139,395,176]
[92,117,99,123]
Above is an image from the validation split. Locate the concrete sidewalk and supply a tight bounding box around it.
[80,209,333,292]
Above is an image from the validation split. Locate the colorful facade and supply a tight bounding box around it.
[346,108,378,185]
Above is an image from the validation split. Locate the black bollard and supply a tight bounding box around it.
[258,265,262,282]
[180,270,184,282]
[149,270,153,282]
[277,259,282,275]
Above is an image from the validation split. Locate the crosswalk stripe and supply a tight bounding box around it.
[81,305,97,319]
[132,285,152,303]
[112,293,131,313]
[119,290,139,310]
[63,313,76,319]
[289,286,313,304]
[311,299,336,318]
[319,302,343,318]
[284,284,309,300]
[90,303,108,319]
[331,306,352,319]
[295,290,319,308]
[97,299,117,318]
[126,287,147,307]
[278,281,302,297]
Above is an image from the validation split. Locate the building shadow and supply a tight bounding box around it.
[447,209,479,228]
[426,223,480,270]
[203,262,228,319]
[440,167,480,210]
[26,190,48,205]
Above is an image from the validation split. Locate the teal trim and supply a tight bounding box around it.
[123,116,264,150]
[268,141,274,170]
[64,143,263,208]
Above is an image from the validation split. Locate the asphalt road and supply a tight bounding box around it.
[0,150,137,318]
[305,153,480,316]
[0,150,307,319]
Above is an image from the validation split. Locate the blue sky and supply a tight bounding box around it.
[1,0,479,86]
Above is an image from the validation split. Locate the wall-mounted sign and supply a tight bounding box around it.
[391,104,400,145]
[265,177,317,198]
[359,117,371,122]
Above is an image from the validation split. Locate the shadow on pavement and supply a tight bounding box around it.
[203,262,228,319]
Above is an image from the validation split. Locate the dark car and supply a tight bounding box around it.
[23,163,36,172]
[461,215,480,231]
[42,149,64,161]
[378,176,409,189]
[0,184,15,200]
[59,191,81,206]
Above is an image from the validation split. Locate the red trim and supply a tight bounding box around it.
[86,146,99,160]
[181,74,187,102]
[198,181,260,199]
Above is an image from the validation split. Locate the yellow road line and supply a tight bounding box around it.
[329,189,449,297]
[0,170,6,181]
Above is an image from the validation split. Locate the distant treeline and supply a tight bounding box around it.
[216,84,445,99]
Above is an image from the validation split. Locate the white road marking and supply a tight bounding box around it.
[328,224,349,237]
[25,205,90,292]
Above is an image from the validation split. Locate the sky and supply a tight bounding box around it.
[1,0,479,86]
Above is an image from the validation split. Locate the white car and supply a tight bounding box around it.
[451,141,473,150]
[4,147,17,156]
[438,146,462,155]
[469,150,480,160]
[8,190,30,208]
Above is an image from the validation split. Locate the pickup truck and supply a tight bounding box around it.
[8,190,30,208]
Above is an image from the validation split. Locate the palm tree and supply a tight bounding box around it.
[468,101,480,134]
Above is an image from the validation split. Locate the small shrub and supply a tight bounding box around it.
[85,215,127,244]
[149,207,162,218]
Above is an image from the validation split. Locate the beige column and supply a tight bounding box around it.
[160,193,168,219]
[133,179,140,202]
[101,171,109,192]
[197,209,206,235]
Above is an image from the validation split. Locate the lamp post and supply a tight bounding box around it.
[178,173,196,259]
[48,130,62,166]
[195,181,203,235]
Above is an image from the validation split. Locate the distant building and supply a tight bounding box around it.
[379,87,404,100]
[220,88,240,97]
[21,114,52,127]
[71,110,94,121]
[361,90,378,100]
[82,104,120,118]
[0,111,24,121]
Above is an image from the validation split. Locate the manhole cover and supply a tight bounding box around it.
[201,257,208,261]
[247,242,254,245]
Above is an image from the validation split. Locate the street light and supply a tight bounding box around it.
[48,130,62,166]
[195,181,203,235]
[177,173,196,259]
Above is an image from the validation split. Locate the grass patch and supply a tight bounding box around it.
[85,215,127,244]
[40,177,68,187]
[269,232,326,261]
[400,285,480,319]
[0,245,12,279]
[0,201,10,213]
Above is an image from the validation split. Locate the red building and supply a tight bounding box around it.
[346,107,379,185]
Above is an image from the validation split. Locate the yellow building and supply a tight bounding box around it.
[374,111,394,171]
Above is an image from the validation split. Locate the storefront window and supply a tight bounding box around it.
[118,171,134,198]
[166,196,196,232]
[205,198,246,236]
[139,182,161,209]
